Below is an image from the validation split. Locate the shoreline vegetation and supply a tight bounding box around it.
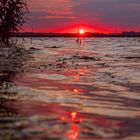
[0,0,27,44]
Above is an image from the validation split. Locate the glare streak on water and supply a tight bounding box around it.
[0,37,140,140]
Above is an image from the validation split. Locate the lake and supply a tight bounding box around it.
[0,37,140,140]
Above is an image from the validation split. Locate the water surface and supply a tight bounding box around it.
[0,37,140,140]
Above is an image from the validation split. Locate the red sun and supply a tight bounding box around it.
[79,29,85,34]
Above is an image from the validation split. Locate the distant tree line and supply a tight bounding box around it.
[11,31,140,38]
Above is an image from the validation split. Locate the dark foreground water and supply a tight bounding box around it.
[0,37,140,140]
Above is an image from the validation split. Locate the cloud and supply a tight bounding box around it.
[73,0,140,29]
[26,0,140,32]
[29,0,76,16]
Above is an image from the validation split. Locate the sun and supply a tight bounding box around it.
[79,29,85,34]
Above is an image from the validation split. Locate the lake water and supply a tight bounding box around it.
[0,37,140,140]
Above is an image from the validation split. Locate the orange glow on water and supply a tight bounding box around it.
[67,130,78,140]
[79,72,85,75]
[73,89,79,93]
[66,112,79,140]
[71,112,77,121]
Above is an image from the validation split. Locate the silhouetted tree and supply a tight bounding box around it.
[0,0,28,44]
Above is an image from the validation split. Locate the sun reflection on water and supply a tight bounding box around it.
[0,38,139,140]
[67,112,80,140]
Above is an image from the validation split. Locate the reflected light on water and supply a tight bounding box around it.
[71,112,77,121]
[67,112,80,140]
[73,75,80,81]
[70,66,90,82]
[0,38,139,140]
[67,126,79,140]
[60,111,82,140]
[79,72,85,76]
[78,67,88,76]
[72,88,86,94]
[73,89,79,93]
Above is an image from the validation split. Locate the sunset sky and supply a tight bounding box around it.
[25,0,140,33]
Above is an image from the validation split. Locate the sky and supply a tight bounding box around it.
[25,0,140,33]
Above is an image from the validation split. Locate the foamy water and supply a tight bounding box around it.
[0,37,140,140]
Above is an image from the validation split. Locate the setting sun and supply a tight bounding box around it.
[79,29,85,34]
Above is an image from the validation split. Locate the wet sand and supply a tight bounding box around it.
[0,37,140,140]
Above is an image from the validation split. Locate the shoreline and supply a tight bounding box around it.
[2,32,140,38]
